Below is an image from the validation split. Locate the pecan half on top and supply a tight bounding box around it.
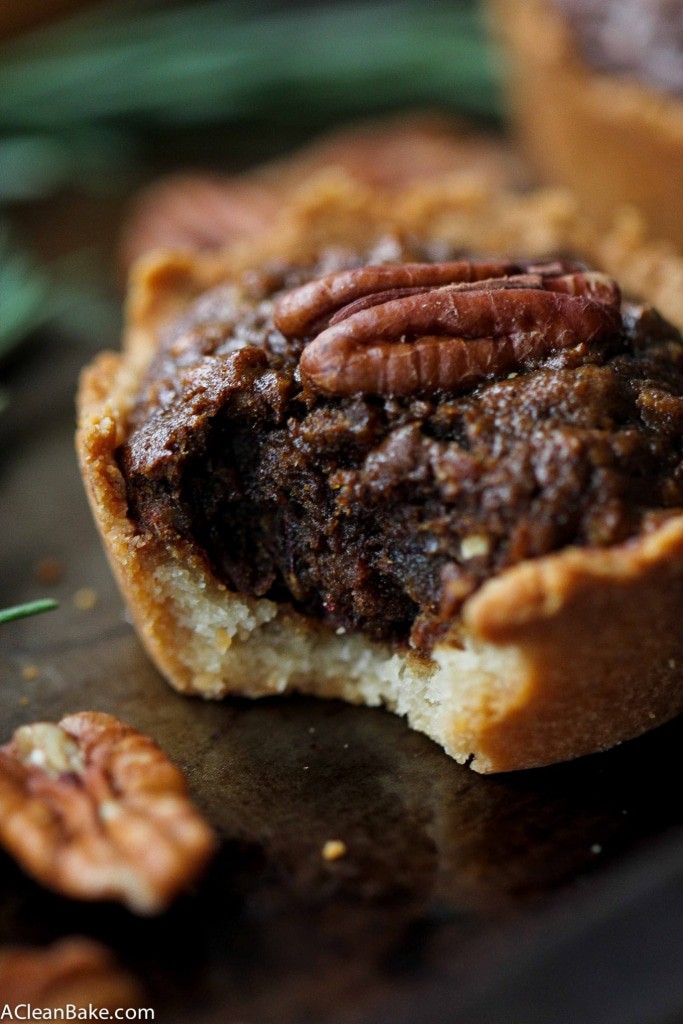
[0,938,141,1009]
[273,260,622,397]
[0,712,216,915]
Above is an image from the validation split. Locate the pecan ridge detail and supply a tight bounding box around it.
[0,711,217,915]
[274,261,622,397]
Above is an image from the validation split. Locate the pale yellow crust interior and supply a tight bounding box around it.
[77,173,683,772]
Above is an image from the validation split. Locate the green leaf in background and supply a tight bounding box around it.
[0,599,58,625]
[0,1,499,130]
[0,126,138,202]
[0,0,499,365]
[0,224,120,363]
[0,223,53,360]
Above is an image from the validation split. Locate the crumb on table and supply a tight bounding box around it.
[322,840,347,862]
[73,588,98,611]
[35,558,64,585]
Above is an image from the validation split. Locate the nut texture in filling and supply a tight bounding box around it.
[119,243,683,651]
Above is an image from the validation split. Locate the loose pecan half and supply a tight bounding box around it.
[0,712,216,915]
[0,938,141,1009]
[275,261,622,397]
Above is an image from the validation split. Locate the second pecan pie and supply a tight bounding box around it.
[490,0,683,249]
[77,174,683,772]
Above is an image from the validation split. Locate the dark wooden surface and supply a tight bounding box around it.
[3,335,683,1022]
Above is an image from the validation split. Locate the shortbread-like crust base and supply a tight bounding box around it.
[77,173,683,772]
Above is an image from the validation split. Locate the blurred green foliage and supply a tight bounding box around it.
[0,0,499,365]
[0,599,58,624]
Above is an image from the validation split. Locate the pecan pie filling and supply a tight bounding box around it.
[119,246,683,651]
[554,0,683,98]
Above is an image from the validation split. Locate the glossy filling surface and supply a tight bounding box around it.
[119,242,683,651]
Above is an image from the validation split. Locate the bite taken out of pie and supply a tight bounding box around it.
[77,173,683,772]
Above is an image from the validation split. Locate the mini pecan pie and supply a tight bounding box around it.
[77,175,683,772]
[491,0,683,249]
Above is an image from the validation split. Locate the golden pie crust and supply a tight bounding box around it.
[77,172,683,772]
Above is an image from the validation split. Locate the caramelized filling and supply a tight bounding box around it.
[119,243,683,651]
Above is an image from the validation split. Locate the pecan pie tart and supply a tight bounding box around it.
[77,175,683,772]
[491,0,683,249]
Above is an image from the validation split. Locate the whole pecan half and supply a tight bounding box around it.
[274,261,622,397]
[0,938,141,1009]
[0,712,216,915]
[274,260,524,336]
